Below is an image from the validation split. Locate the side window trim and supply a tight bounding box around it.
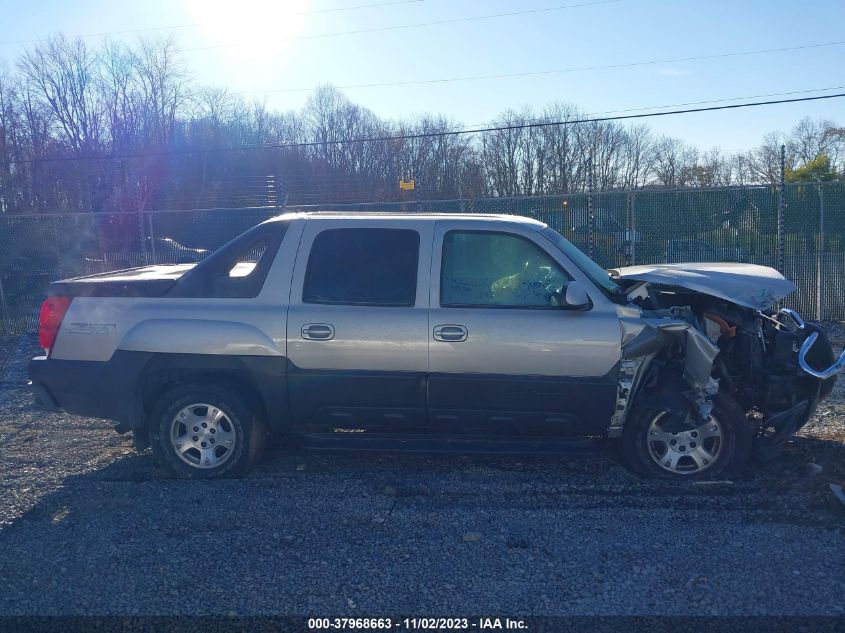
[439,229,571,310]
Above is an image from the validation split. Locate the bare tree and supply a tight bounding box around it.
[0,67,17,212]
[789,117,840,166]
[619,124,654,188]
[480,109,534,196]
[581,120,627,191]
[651,136,697,187]
[134,35,190,147]
[99,41,143,151]
[744,132,795,185]
[17,34,103,155]
[536,103,583,194]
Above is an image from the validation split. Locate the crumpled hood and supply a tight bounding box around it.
[610,262,796,310]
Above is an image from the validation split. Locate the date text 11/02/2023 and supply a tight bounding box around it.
[307,617,528,630]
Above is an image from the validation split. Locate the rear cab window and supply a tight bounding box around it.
[169,219,287,298]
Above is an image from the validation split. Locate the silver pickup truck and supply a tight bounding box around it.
[29,212,844,479]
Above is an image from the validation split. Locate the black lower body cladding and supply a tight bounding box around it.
[427,371,617,436]
[29,352,291,439]
[29,352,153,424]
[28,351,619,444]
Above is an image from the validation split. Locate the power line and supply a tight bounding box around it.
[231,40,845,94]
[459,85,845,131]
[574,85,845,119]
[268,93,845,145]
[2,92,843,166]
[0,0,427,47]
[183,0,623,51]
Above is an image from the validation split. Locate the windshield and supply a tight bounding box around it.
[538,226,622,297]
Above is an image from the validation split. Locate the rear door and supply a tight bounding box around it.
[286,218,433,434]
[427,220,621,437]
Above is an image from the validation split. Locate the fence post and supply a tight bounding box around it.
[138,211,148,265]
[587,161,594,259]
[147,213,157,263]
[0,274,9,336]
[267,175,278,211]
[777,144,785,274]
[816,182,825,321]
[627,190,636,266]
[52,217,66,280]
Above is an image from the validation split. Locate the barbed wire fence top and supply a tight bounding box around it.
[0,182,843,335]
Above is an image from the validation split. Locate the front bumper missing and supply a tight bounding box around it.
[798,332,845,380]
[755,399,811,461]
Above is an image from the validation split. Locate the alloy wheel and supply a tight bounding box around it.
[646,411,723,475]
[169,403,237,469]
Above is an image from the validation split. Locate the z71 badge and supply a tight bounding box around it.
[66,323,116,335]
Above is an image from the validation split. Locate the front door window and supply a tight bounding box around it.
[440,231,570,308]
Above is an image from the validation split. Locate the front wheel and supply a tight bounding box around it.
[150,384,267,479]
[621,391,751,479]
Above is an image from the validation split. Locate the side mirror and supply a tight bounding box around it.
[558,281,592,311]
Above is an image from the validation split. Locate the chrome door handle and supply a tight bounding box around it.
[301,323,335,340]
[433,324,468,342]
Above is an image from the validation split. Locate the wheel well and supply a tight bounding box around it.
[135,355,269,448]
[633,367,691,415]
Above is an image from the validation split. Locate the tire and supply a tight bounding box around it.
[621,391,752,479]
[150,384,267,479]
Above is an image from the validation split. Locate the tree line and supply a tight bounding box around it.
[0,34,843,214]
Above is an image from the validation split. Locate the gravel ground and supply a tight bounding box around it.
[0,333,843,617]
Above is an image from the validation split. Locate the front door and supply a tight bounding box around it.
[286,219,432,434]
[427,221,621,437]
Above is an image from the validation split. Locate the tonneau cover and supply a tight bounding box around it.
[49,264,195,297]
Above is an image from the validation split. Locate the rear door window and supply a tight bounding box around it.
[303,228,420,306]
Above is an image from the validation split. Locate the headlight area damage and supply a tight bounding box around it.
[609,263,845,463]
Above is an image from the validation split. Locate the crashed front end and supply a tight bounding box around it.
[608,263,844,459]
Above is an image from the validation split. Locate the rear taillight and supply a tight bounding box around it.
[39,296,72,352]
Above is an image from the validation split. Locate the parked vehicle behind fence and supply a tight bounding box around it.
[28,212,844,479]
[103,237,209,270]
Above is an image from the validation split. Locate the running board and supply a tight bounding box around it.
[298,433,604,455]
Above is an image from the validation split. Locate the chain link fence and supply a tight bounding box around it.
[1,182,843,335]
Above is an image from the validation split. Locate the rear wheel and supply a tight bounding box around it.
[621,391,751,479]
[150,384,267,479]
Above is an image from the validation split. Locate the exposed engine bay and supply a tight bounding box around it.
[608,263,843,460]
